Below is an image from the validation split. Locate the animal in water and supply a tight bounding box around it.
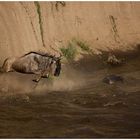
[103,74,124,84]
[0,51,62,82]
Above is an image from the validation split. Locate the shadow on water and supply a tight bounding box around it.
[0,47,140,138]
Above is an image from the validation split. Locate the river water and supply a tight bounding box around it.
[0,51,140,138]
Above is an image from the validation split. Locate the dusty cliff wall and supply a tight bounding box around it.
[0,2,140,64]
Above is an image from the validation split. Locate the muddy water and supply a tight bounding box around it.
[0,52,140,138]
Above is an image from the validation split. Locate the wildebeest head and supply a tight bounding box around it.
[50,56,61,77]
[54,57,61,76]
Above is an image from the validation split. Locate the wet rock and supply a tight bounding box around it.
[103,74,124,84]
[107,53,124,66]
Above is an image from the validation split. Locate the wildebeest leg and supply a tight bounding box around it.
[1,57,16,72]
[33,74,42,82]
[32,70,49,82]
[31,69,41,82]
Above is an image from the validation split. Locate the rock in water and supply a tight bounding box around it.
[103,74,124,84]
[107,53,123,66]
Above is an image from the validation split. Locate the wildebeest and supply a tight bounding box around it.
[0,51,61,82]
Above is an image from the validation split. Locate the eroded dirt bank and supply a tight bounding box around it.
[1,2,140,63]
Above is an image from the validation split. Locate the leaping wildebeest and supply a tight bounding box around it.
[0,51,61,82]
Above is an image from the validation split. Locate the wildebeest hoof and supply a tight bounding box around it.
[33,78,40,82]
[103,74,124,84]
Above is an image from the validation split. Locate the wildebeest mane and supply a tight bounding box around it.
[21,51,55,59]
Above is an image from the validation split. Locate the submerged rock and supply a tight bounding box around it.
[103,101,126,107]
[103,74,124,84]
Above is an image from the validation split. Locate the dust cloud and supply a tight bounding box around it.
[0,65,86,95]
[34,65,86,93]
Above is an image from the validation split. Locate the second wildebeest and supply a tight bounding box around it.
[0,51,61,82]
